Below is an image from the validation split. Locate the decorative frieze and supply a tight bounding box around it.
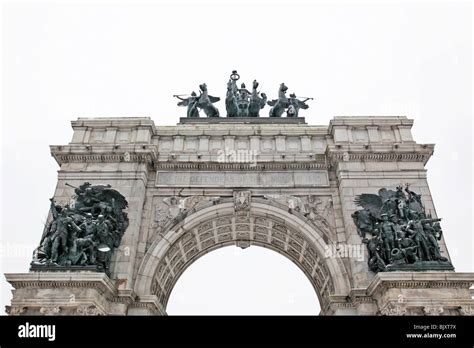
[77,305,102,316]
[423,305,444,315]
[39,306,61,315]
[6,306,26,315]
[380,303,407,316]
[458,305,474,316]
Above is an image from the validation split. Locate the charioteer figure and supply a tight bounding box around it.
[225,70,267,117]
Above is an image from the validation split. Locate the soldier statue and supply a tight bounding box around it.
[50,208,82,263]
[175,92,200,118]
[377,214,397,262]
[286,93,311,117]
[405,212,433,261]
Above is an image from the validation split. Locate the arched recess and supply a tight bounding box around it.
[134,199,351,314]
[166,245,322,315]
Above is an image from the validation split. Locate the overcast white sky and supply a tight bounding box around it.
[1,0,472,315]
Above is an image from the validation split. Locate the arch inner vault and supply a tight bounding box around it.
[166,245,321,314]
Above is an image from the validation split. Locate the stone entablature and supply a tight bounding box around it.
[367,272,474,316]
[54,116,426,166]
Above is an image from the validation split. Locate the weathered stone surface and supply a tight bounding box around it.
[155,171,329,188]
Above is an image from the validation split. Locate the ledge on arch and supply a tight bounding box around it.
[178,117,307,124]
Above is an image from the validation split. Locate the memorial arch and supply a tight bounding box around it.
[135,199,351,314]
[5,115,474,316]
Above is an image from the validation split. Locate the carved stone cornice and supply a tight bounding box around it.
[330,152,430,163]
[326,144,434,166]
[71,117,156,130]
[54,153,155,164]
[50,144,157,166]
[354,297,377,305]
[129,301,164,315]
[111,289,137,305]
[5,273,118,300]
[332,302,355,309]
[327,152,433,167]
[371,281,472,295]
[129,295,164,315]
[367,272,474,297]
[323,295,355,313]
[7,280,116,298]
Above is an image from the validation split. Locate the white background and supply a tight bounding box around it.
[1,0,472,315]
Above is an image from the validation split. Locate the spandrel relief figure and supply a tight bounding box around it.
[263,194,307,214]
[154,195,221,234]
[154,196,184,233]
[305,195,333,232]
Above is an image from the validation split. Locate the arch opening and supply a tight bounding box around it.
[166,245,321,315]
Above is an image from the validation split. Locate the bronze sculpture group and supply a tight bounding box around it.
[31,182,129,275]
[352,185,453,273]
[174,70,313,118]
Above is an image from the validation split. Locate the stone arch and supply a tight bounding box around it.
[134,199,351,314]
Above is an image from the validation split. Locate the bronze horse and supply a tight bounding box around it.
[198,83,220,117]
[267,83,289,117]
